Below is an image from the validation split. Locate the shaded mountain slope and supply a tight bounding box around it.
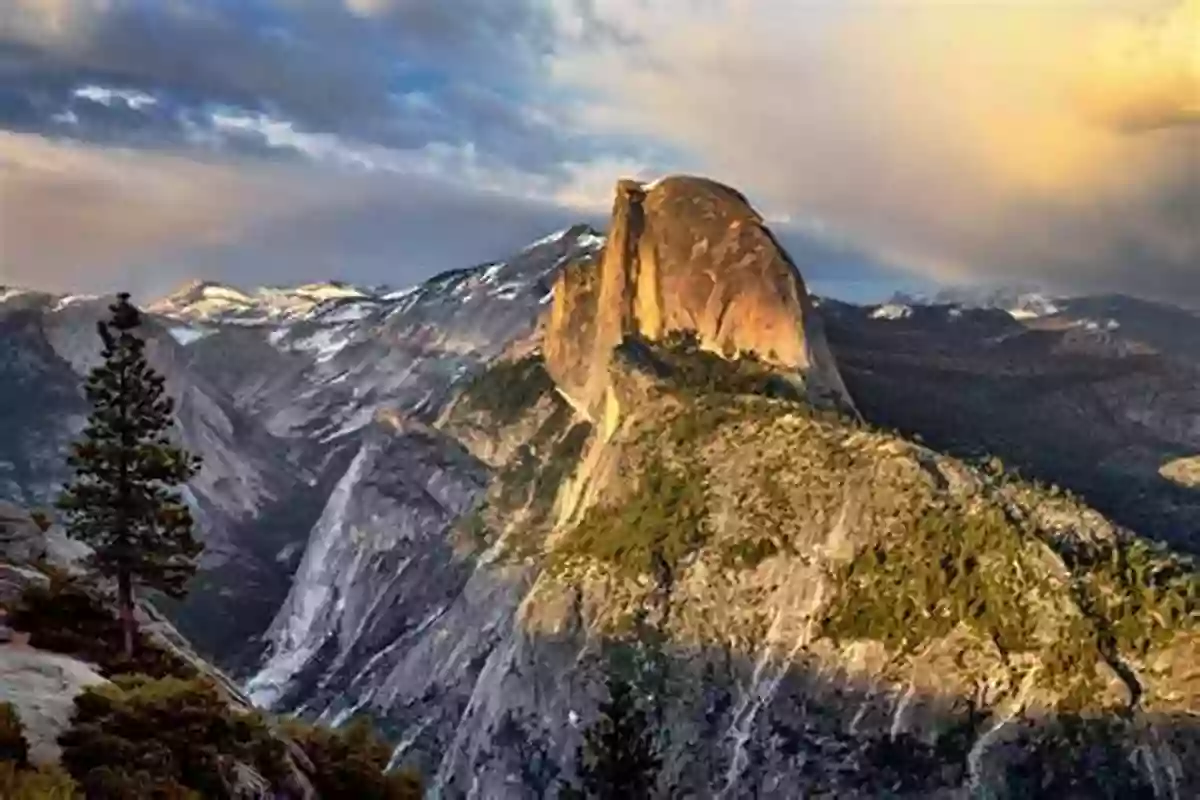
[822,300,1200,554]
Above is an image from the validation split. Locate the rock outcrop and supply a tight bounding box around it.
[0,501,89,572]
[0,647,109,765]
[543,176,853,431]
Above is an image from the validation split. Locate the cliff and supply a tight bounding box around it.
[543,176,853,432]
[415,340,1200,797]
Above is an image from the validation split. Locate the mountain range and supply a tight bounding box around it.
[1,176,1197,797]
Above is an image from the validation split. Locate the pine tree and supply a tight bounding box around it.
[572,660,661,799]
[57,293,202,658]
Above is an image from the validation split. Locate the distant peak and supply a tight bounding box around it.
[521,224,607,253]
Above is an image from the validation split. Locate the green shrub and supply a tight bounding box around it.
[0,761,80,799]
[0,702,28,765]
[58,675,282,799]
[281,716,423,799]
[531,422,592,513]
[493,409,591,539]
[8,577,195,679]
[633,331,801,402]
[0,703,80,798]
[1066,537,1198,656]
[822,504,1044,655]
[557,456,709,578]
[58,674,420,799]
[457,356,555,427]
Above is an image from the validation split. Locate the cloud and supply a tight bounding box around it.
[73,84,156,110]
[549,0,1200,301]
[0,2,391,140]
[9,0,1190,307]
[174,171,591,294]
[1078,0,1200,132]
[0,0,606,179]
[0,129,615,300]
[0,132,319,292]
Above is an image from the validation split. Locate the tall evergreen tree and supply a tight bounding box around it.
[57,293,202,658]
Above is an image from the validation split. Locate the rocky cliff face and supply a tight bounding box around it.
[368,330,1196,798]
[544,177,852,432]
[820,297,1200,555]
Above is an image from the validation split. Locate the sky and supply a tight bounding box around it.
[0,0,1196,305]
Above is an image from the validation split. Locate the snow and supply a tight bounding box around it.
[0,288,31,303]
[151,280,381,325]
[1005,293,1060,320]
[168,326,213,346]
[382,286,418,301]
[290,328,350,363]
[1078,318,1120,332]
[317,302,376,324]
[198,284,254,304]
[576,232,606,250]
[521,229,569,251]
[870,303,913,320]
[292,283,367,301]
[52,295,98,312]
[489,281,525,297]
[479,263,506,284]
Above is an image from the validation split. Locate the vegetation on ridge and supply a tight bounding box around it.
[556,454,709,578]
[456,354,556,427]
[8,573,197,679]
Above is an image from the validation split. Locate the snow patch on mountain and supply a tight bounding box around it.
[870,303,913,321]
[147,280,374,325]
[290,328,352,363]
[52,295,100,312]
[575,231,606,250]
[1076,318,1121,332]
[522,229,571,252]
[0,287,34,304]
[1005,294,1061,320]
[167,326,215,346]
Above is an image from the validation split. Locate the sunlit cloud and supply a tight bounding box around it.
[547,0,1200,300]
[73,84,157,110]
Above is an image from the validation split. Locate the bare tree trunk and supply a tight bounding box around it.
[118,567,136,659]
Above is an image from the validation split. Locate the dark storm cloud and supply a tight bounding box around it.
[0,2,382,130]
[0,0,571,166]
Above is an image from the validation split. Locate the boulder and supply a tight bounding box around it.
[0,501,91,573]
[0,645,109,765]
[0,563,49,608]
[0,502,46,564]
